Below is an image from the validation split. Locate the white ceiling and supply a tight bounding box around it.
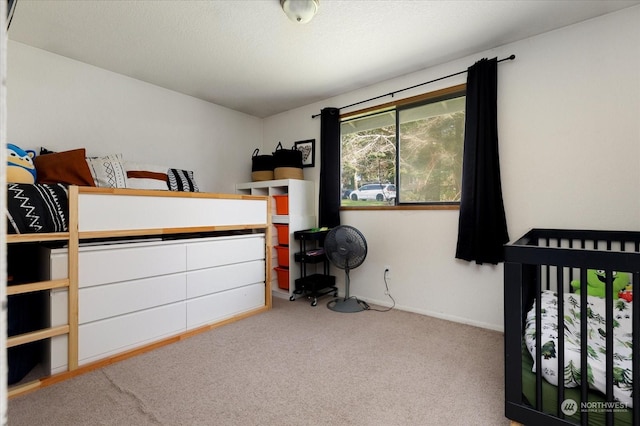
[8,0,640,118]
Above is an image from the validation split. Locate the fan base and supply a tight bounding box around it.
[327,297,366,313]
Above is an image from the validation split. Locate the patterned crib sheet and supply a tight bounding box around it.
[525,290,633,407]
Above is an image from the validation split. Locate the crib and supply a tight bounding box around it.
[504,229,640,426]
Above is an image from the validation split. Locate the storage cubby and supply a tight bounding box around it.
[236,179,316,300]
[7,240,69,389]
[7,268,48,385]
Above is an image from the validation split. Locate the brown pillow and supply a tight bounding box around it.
[34,148,96,186]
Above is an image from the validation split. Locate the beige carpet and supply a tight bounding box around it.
[8,297,509,425]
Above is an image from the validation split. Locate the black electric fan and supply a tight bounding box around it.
[324,225,368,313]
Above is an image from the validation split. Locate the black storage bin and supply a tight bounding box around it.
[273,142,302,168]
[273,142,303,180]
[251,148,274,181]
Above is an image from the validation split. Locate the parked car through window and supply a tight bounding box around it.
[340,84,465,207]
[349,183,396,202]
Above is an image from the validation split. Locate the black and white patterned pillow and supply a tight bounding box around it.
[86,153,128,188]
[168,168,199,192]
[7,183,68,233]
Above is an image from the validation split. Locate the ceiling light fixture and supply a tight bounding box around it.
[281,0,319,24]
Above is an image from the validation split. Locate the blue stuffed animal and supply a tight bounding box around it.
[7,143,37,184]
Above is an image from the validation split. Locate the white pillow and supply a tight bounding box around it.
[86,153,128,188]
[124,161,169,190]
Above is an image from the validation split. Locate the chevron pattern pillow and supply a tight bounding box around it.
[168,168,199,192]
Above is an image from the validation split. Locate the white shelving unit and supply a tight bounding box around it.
[236,179,316,300]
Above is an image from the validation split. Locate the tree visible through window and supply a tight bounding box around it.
[341,87,465,206]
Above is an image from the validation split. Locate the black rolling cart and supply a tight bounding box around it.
[290,229,337,306]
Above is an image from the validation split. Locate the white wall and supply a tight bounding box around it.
[5,7,639,332]
[7,41,262,193]
[264,6,640,331]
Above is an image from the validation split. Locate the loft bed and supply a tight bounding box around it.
[504,229,640,426]
[7,185,271,398]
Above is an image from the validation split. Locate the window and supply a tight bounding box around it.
[340,85,465,207]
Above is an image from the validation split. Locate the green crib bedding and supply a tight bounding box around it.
[524,290,633,408]
[521,343,633,425]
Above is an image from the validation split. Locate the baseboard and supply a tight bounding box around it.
[354,295,504,332]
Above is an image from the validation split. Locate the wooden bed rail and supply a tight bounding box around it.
[6,278,69,296]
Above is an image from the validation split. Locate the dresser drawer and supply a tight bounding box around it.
[81,244,186,288]
[79,274,186,324]
[50,288,68,326]
[79,301,186,365]
[186,283,265,329]
[186,235,265,270]
[49,334,68,374]
[50,242,186,287]
[44,233,266,369]
[49,288,69,374]
[186,260,264,299]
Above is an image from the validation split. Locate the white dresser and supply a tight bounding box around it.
[44,234,265,373]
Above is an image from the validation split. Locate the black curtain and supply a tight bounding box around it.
[319,107,341,228]
[455,58,509,264]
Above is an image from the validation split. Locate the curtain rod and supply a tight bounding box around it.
[312,54,515,119]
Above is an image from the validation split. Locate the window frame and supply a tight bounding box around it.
[340,84,466,211]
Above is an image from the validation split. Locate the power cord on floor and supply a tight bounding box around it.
[364,269,396,312]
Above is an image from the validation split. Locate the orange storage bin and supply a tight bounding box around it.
[274,224,289,246]
[273,194,289,215]
[274,266,289,290]
[275,245,289,267]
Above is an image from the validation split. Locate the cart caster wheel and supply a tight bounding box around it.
[311,300,317,307]
[289,296,295,301]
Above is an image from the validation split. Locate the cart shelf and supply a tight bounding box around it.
[291,229,336,306]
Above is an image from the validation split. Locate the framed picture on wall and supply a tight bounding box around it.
[295,139,315,168]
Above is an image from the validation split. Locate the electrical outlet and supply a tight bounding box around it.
[384,265,391,279]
